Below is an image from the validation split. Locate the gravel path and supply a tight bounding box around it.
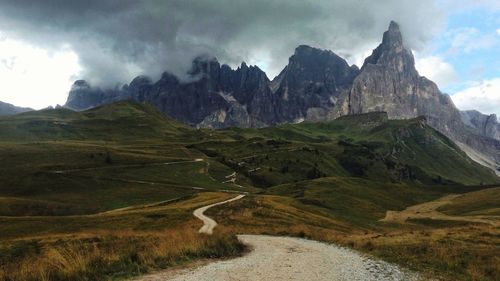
[194,194,245,234]
[134,235,421,281]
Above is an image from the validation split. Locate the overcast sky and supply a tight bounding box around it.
[0,0,498,116]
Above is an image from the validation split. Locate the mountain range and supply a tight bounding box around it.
[4,21,498,175]
[0,101,31,116]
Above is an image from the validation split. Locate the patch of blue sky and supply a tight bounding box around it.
[430,6,499,94]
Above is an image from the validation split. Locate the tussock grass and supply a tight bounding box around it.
[0,226,244,281]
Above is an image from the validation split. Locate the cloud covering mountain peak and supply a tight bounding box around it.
[0,0,445,87]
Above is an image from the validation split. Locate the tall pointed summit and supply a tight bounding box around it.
[347,21,498,174]
[348,21,462,133]
[362,21,417,76]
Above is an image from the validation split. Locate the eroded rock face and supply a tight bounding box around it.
[461,110,500,141]
[66,80,123,111]
[272,45,359,122]
[64,46,358,128]
[348,21,464,137]
[347,21,499,172]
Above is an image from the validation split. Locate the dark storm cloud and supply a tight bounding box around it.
[0,0,445,86]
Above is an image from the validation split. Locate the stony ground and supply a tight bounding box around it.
[134,235,421,281]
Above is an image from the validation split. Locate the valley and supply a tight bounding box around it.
[0,101,498,281]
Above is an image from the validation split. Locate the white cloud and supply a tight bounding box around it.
[448,27,497,54]
[451,78,500,117]
[497,28,500,36]
[0,38,81,109]
[415,54,459,88]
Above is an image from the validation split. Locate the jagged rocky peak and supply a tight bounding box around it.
[234,61,269,79]
[129,75,152,87]
[275,45,359,90]
[66,80,106,110]
[362,21,417,76]
[384,21,403,47]
[288,45,359,82]
[270,45,360,122]
[71,79,91,90]
[349,20,464,137]
[125,75,154,102]
[189,55,221,76]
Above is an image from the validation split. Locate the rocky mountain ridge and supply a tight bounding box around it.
[0,100,32,116]
[64,21,499,174]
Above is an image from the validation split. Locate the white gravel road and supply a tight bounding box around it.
[134,234,421,281]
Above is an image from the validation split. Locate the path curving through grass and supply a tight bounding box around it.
[193,194,245,234]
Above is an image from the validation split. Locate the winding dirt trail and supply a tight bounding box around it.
[132,194,421,281]
[194,194,245,234]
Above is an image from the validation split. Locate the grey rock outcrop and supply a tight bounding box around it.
[461,110,500,140]
[272,45,359,122]
[66,80,123,111]
[348,21,464,137]
[65,47,357,128]
[347,21,499,173]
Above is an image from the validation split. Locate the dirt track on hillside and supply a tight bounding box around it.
[133,194,421,281]
[381,194,498,226]
[194,194,245,234]
[134,235,420,281]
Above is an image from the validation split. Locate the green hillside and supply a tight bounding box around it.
[0,101,192,141]
[0,102,497,217]
[1,101,498,281]
[0,101,244,216]
[199,112,498,187]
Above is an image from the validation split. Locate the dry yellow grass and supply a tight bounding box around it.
[210,194,500,281]
[0,224,244,281]
[0,192,244,281]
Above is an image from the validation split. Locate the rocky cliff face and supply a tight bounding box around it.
[347,21,499,173]
[348,21,465,138]
[65,46,358,128]
[272,45,359,122]
[66,80,123,111]
[0,101,32,116]
[461,110,500,140]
